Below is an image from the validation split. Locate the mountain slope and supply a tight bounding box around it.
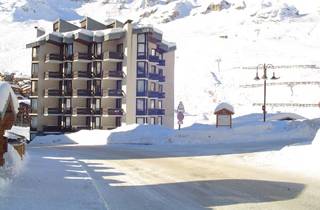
[1,0,320,119]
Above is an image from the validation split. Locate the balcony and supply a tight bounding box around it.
[45,71,63,80]
[73,89,93,97]
[136,110,147,115]
[44,89,63,97]
[158,75,166,82]
[103,51,124,61]
[73,71,92,79]
[44,108,62,116]
[43,126,62,132]
[103,71,123,79]
[136,91,148,97]
[72,125,91,130]
[148,55,159,63]
[103,89,123,98]
[32,56,39,62]
[148,73,159,80]
[158,92,165,99]
[45,53,63,63]
[158,59,166,66]
[73,52,92,62]
[103,108,123,116]
[72,107,101,116]
[148,109,165,115]
[148,91,159,98]
[137,71,148,78]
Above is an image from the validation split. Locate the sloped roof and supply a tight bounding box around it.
[0,81,19,120]
[214,102,234,114]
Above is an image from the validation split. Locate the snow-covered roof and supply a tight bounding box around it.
[0,81,19,119]
[268,113,306,121]
[214,102,234,114]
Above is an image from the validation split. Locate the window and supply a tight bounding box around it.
[53,22,59,32]
[116,117,121,127]
[31,63,39,78]
[66,99,71,109]
[64,62,72,77]
[93,62,101,76]
[116,99,121,109]
[65,117,71,127]
[150,82,156,91]
[32,47,39,59]
[137,80,147,93]
[158,100,163,109]
[137,61,147,76]
[31,81,38,95]
[151,49,156,56]
[31,117,38,129]
[96,43,102,56]
[158,84,163,92]
[136,99,147,111]
[94,98,101,110]
[31,99,37,113]
[64,44,73,58]
[159,69,163,76]
[117,62,122,71]
[150,99,156,109]
[138,33,146,43]
[117,44,123,54]
[137,33,147,59]
[150,117,156,125]
[151,65,156,74]
[158,117,163,125]
[95,117,101,128]
[136,117,145,124]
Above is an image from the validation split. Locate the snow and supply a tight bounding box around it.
[267,112,306,121]
[0,81,19,119]
[214,102,234,113]
[31,114,319,146]
[0,144,25,190]
[5,126,30,141]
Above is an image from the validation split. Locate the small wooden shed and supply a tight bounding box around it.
[214,103,234,128]
[0,82,19,166]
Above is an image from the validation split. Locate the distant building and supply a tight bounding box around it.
[26,17,176,138]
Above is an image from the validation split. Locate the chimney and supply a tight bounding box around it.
[34,26,45,38]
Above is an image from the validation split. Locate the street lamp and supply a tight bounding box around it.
[254,64,279,122]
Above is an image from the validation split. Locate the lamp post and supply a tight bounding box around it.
[254,64,279,122]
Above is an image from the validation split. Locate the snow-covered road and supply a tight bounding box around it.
[1,143,320,210]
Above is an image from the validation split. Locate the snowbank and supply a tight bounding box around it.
[31,115,320,146]
[0,145,25,189]
[246,128,320,178]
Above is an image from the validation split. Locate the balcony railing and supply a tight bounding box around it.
[104,108,123,116]
[158,75,165,82]
[148,109,165,115]
[45,71,63,79]
[158,59,166,66]
[103,71,123,78]
[148,55,159,63]
[73,71,92,78]
[104,89,123,97]
[73,52,92,61]
[72,125,91,130]
[73,107,101,115]
[45,53,63,62]
[136,91,148,97]
[45,89,62,97]
[32,56,39,62]
[43,126,62,132]
[73,89,93,97]
[44,108,62,115]
[103,51,124,60]
[148,91,159,98]
[137,71,148,78]
[148,73,159,80]
[158,92,165,98]
[136,110,147,115]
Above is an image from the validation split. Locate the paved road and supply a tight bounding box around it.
[1,143,320,210]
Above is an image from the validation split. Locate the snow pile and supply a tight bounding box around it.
[267,112,306,121]
[245,126,320,178]
[0,81,19,119]
[31,115,319,146]
[0,145,25,189]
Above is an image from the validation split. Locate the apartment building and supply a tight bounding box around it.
[26,17,176,139]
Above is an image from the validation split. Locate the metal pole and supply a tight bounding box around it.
[263,65,267,122]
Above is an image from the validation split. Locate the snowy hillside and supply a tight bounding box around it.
[1,0,320,119]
